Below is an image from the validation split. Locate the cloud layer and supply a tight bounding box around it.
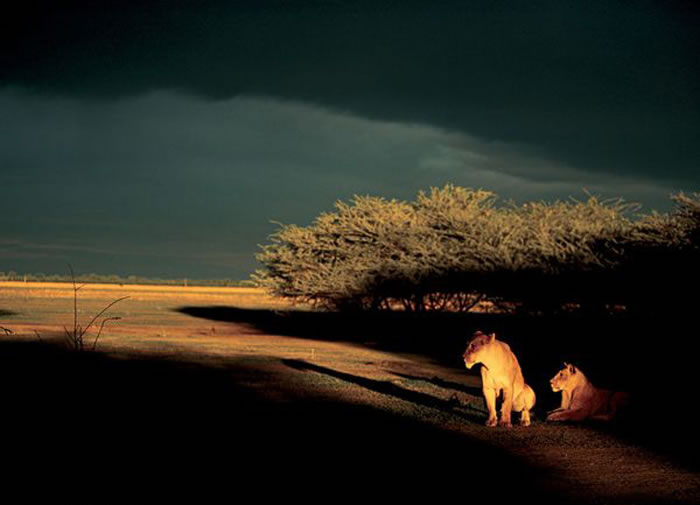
[3,1,698,185]
[0,90,680,278]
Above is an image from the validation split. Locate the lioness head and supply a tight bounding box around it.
[463,330,496,369]
[550,363,579,392]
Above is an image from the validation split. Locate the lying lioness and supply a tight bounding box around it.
[547,363,629,422]
[463,331,536,427]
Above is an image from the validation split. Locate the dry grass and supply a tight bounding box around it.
[0,281,308,354]
[0,280,285,299]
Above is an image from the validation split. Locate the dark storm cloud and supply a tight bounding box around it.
[2,0,699,185]
[0,90,677,277]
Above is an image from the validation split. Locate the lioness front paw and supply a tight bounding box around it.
[485,418,498,427]
[499,419,512,428]
[546,412,563,422]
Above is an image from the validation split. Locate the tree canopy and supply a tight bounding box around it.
[255,185,699,314]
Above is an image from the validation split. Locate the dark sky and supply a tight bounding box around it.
[1,0,698,279]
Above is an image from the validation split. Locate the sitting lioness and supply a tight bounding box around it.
[547,363,629,422]
[463,331,536,427]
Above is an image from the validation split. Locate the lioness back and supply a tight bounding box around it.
[547,363,628,422]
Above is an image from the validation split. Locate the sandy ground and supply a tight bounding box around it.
[1,282,698,503]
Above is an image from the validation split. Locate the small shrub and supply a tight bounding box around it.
[62,266,129,351]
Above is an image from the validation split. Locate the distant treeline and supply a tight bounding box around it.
[255,185,699,315]
[0,271,249,288]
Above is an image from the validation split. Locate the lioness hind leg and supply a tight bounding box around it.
[513,387,535,426]
[513,385,536,411]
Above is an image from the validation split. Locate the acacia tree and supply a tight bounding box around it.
[255,195,419,310]
[255,185,696,313]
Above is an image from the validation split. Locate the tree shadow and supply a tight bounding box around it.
[176,304,700,471]
[175,305,502,361]
[0,338,577,503]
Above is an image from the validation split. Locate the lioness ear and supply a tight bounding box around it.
[488,332,496,342]
[568,363,576,374]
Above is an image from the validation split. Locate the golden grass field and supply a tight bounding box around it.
[1,281,295,349]
[1,281,699,503]
[0,281,475,410]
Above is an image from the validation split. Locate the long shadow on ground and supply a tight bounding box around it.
[282,359,486,421]
[177,305,700,472]
[1,339,575,503]
[388,371,482,397]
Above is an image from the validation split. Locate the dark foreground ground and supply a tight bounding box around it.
[2,304,700,504]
